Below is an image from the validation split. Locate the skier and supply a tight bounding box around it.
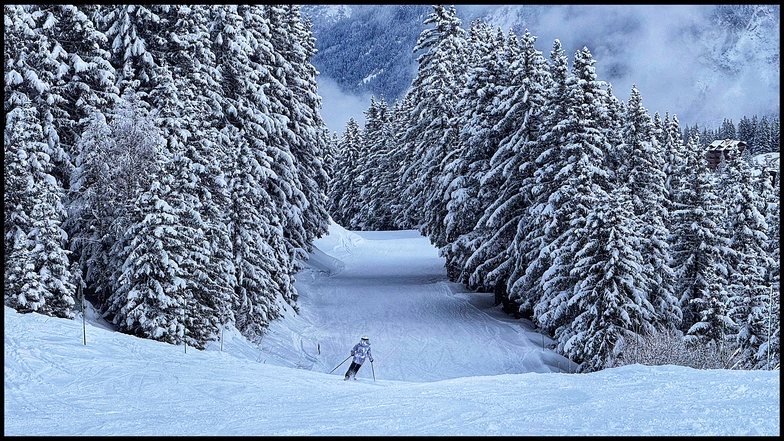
[344,336,373,380]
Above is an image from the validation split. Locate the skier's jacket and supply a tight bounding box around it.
[351,340,373,365]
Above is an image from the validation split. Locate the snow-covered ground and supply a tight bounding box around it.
[4,222,780,436]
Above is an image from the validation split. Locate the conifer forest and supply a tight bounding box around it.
[4,5,780,372]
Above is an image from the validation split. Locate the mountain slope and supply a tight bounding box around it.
[305,4,779,128]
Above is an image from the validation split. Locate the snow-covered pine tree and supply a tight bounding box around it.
[242,5,307,276]
[240,5,302,311]
[96,5,169,111]
[462,27,549,300]
[752,115,772,155]
[351,96,396,231]
[399,4,467,243]
[4,99,76,318]
[618,85,680,330]
[720,154,774,368]
[758,171,779,369]
[686,278,734,352]
[660,113,686,233]
[736,115,755,147]
[265,4,332,251]
[560,186,650,373]
[389,95,417,230]
[106,170,189,345]
[322,130,340,186]
[210,5,294,340]
[328,118,363,227]
[528,46,614,336]
[4,5,71,195]
[370,97,405,230]
[504,39,570,317]
[670,133,733,339]
[29,5,120,189]
[441,21,507,283]
[151,5,235,347]
[719,118,736,140]
[599,83,625,179]
[5,7,76,318]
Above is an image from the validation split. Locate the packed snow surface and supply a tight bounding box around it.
[4,222,780,436]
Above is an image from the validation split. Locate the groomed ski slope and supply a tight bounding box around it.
[258,222,576,381]
[4,221,779,436]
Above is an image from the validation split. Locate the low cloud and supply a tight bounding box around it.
[488,5,780,127]
[317,75,372,135]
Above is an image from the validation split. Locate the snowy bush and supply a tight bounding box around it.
[616,327,743,370]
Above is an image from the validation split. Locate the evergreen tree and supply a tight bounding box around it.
[352,96,397,230]
[661,113,687,235]
[28,5,120,187]
[560,186,651,373]
[736,115,755,146]
[601,83,626,179]
[618,85,680,330]
[441,22,507,282]
[153,5,236,346]
[97,5,169,109]
[532,47,614,336]
[328,118,363,227]
[752,115,772,155]
[4,100,75,318]
[5,5,72,192]
[463,28,549,307]
[264,5,331,251]
[669,133,733,339]
[390,94,418,229]
[758,173,779,369]
[210,5,296,339]
[505,38,570,316]
[386,96,416,229]
[769,116,780,153]
[719,118,736,140]
[721,155,774,368]
[399,4,467,245]
[106,173,189,345]
[687,279,733,347]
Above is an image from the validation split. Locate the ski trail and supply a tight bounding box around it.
[261,223,576,381]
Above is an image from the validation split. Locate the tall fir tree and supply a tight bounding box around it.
[210,5,295,340]
[328,118,363,227]
[720,155,774,368]
[28,5,120,188]
[399,4,467,244]
[265,4,331,251]
[4,100,76,318]
[441,22,507,282]
[352,96,397,230]
[463,28,550,309]
[669,133,733,340]
[504,39,570,317]
[618,85,680,330]
[560,186,651,372]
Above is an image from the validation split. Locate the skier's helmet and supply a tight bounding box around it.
[361,336,370,341]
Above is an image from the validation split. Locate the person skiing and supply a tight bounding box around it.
[344,336,373,380]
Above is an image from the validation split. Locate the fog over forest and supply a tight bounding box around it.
[310,4,780,134]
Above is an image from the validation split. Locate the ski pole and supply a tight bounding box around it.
[329,355,352,374]
[371,360,376,381]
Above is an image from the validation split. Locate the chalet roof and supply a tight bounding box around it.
[708,139,747,151]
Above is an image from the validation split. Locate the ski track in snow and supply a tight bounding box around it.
[260,225,575,382]
[4,222,779,436]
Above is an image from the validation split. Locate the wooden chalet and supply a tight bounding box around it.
[706,139,747,170]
